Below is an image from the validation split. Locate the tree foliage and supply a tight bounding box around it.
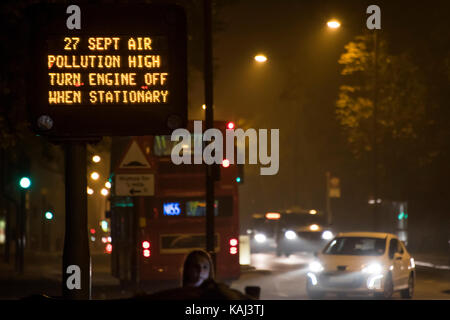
[336,33,432,199]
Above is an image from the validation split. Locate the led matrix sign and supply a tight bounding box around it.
[47,36,169,105]
[29,4,187,138]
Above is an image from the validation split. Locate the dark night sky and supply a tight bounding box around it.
[184,0,450,234]
[198,0,374,225]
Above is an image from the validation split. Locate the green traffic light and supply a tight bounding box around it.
[45,211,54,220]
[398,212,405,220]
[236,177,241,183]
[19,177,31,189]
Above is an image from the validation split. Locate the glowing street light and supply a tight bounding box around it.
[327,19,341,29]
[254,54,267,63]
[309,209,318,215]
[202,104,206,110]
[92,155,101,163]
[100,188,109,196]
[90,172,100,180]
[105,181,111,189]
[87,187,94,195]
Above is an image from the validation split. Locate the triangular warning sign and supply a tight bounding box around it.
[119,140,151,169]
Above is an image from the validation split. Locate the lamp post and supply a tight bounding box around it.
[371,29,380,231]
[327,19,380,231]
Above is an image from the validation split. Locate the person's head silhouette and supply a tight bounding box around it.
[182,250,214,288]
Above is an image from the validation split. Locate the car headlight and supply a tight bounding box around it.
[321,230,333,240]
[309,261,324,273]
[362,263,383,274]
[254,233,267,243]
[284,230,297,240]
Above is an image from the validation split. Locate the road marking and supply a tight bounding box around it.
[416,261,450,270]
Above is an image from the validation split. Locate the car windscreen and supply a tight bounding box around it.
[322,237,386,256]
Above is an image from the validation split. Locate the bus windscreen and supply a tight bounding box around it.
[186,200,218,217]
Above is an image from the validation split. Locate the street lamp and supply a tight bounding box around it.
[90,172,100,180]
[327,19,341,29]
[254,54,267,63]
[92,155,101,163]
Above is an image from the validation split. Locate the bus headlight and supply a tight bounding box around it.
[321,231,333,240]
[254,233,267,243]
[285,230,297,240]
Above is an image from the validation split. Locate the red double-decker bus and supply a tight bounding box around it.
[109,121,241,286]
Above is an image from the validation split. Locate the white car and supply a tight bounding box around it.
[306,232,415,299]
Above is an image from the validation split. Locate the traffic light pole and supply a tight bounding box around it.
[204,0,216,270]
[16,190,26,274]
[62,142,91,299]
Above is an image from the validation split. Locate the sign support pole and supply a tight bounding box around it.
[62,142,91,299]
[17,190,26,274]
[204,0,216,270]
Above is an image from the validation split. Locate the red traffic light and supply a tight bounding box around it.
[226,122,235,130]
[222,159,230,168]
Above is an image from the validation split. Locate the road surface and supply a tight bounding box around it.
[0,251,448,300]
[230,252,450,299]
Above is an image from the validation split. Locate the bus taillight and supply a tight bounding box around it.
[142,241,150,249]
[143,249,151,258]
[142,241,151,258]
[229,238,238,255]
